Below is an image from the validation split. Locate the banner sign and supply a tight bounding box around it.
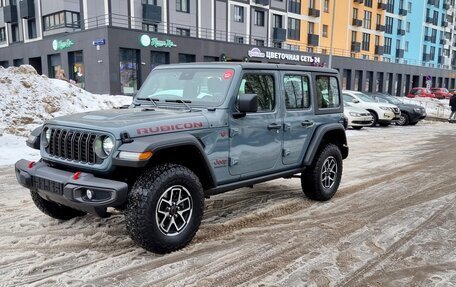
[247,47,321,64]
[140,35,177,48]
[52,39,74,51]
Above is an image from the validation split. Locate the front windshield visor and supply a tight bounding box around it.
[136,68,235,106]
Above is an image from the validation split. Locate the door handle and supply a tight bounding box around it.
[301,120,314,127]
[267,123,281,130]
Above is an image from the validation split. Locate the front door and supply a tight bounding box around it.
[229,72,282,176]
[282,73,316,165]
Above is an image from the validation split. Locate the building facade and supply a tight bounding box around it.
[0,0,455,96]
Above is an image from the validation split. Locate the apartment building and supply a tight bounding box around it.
[0,0,455,96]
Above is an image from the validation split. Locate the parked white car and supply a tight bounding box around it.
[344,102,373,129]
[342,90,400,126]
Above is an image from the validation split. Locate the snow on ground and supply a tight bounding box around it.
[0,134,40,166]
[0,65,132,136]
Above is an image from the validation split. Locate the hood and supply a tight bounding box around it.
[344,105,370,114]
[46,107,210,139]
[396,102,424,110]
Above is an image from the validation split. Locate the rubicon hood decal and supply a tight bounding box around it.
[137,122,204,135]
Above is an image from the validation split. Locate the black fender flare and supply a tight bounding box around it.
[112,133,216,187]
[302,123,348,166]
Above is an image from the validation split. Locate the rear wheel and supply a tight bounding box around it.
[301,144,343,201]
[30,191,86,220]
[396,113,409,126]
[126,163,204,254]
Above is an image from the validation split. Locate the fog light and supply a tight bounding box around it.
[86,189,93,200]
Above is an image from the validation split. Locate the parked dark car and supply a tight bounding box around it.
[366,92,427,126]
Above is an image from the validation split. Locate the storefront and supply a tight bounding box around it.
[0,25,455,96]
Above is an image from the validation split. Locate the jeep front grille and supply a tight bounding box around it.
[46,128,101,164]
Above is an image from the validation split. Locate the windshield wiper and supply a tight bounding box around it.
[165,99,192,112]
[136,97,159,107]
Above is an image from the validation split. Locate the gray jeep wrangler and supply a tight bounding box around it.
[15,63,348,253]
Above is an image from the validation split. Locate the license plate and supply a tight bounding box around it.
[32,176,64,195]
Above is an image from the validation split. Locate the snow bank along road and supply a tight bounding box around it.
[1,121,456,287]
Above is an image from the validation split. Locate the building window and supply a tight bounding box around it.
[287,18,300,40]
[407,1,412,13]
[144,0,157,4]
[11,24,19,43]
[308,21,315,34]
[405,41,409,52]
[309,0,315,8]
[48,54,62,79]
[28,19,37,39]
[362,32,370,51]
[254,39,265,46]
[385,16,393,34]
[365,0,373,7]
[234,5,244,22]
[375,35,380,45]
[142,23,158,32]
[324,0,329,12]
[68,51,85,88]
[384,37,392,54]
[0,27,6,42]
[386,0,394,13]
[376,14,381,25]
[151,51,170,70]
[352,31,357,42]
[406,21,410,32]
[234,36,244,43]
[254,10,265,26]
[353,8,358,19]
[43,11,80,31]
[272,14,282,28]
[364,11,372,29]
[288,0,301,14]
[176,0,189,13]
[322,24,328,37]
[178,53,195,63]
[176,27,190,36]
[119,48,140,95]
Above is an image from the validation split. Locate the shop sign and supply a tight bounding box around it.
[52,39,74,51]
[92,39,106,46]
[140,34,177,48]
[247,47,321,64]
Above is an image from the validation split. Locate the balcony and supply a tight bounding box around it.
[396,49,404,58]
[376,24,386,31]
[4,4,18,23]
[397,28,406,35]
[426,17,433,23]
[440,38,446,45]
[351,42,361,52]
[422,53,431,61]
[352,19,363,26]
[273,27,287,42]
[354,0,363,3]
[19,0,35,19]
[375,45,384,55]
[308,8,320,17]
[443,3,450,9]
[307,34,319,46]
[143,4,162,23]
[378,2,387,10]
[438,56,445,64]
[255,0,270,5]
[424,35,432,42]
[398,8,407,16]
[427,0,437,5]
[441,21,448,27]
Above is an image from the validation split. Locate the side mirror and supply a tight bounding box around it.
[352,99,360,103]
[234,94,258,118]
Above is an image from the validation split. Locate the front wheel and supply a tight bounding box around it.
[369,111,378,127]
[125,164,204,254]
[396,114,409,126]
[30,191,86,220]
[301,144,343,201]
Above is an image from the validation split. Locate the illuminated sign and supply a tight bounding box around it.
[52,39,74,51]
[140,35,177,48]
[247,47,321,64]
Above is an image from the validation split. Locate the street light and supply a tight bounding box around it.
[328,0,336,69]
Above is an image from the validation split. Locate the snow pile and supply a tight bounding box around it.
[402,97,451,119]
[0,65,132,136]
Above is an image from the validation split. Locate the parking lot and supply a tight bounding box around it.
[1,121,456,287]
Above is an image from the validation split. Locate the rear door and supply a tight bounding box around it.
[281,72,316,165]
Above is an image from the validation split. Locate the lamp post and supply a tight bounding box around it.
[328,0,336,69]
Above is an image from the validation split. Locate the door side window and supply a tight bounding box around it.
[316,76,340,109]
[238,74,275,112]
[284,75,311,110]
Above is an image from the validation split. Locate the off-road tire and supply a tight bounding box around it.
[368,111,378,127]
[126,163,204,254]
[301,144,343,201]
[30,191,86,220]
[352,126,363,130]
[396,113,409,126]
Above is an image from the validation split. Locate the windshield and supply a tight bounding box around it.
[354,92,375,102]
[136,68,234,106]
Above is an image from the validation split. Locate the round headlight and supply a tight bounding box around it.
[102,137,114,155]
[43,128,51,147]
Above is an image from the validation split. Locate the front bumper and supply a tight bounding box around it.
[15,159,128,217]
